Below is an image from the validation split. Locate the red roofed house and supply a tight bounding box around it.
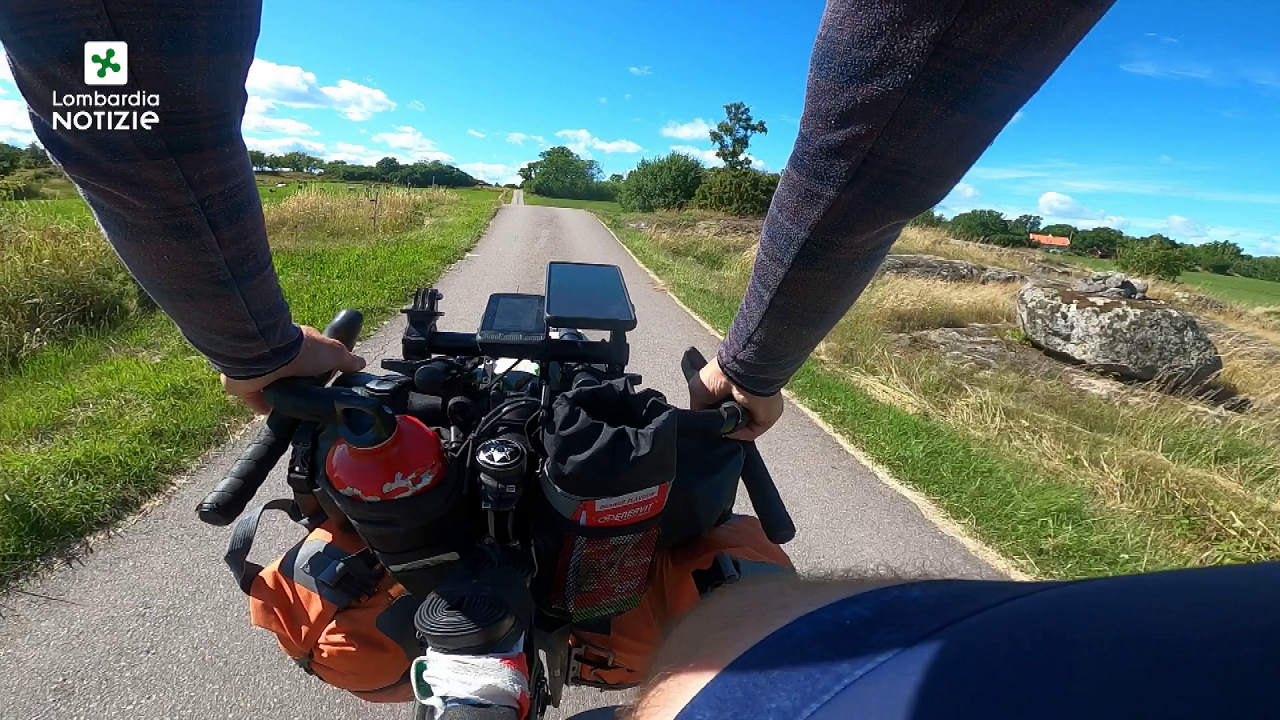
[1029,233,1071,248]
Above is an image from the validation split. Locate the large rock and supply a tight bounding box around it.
[1016,283,1222,388]
[1071,272,1148,299]
[880,254,1025,284]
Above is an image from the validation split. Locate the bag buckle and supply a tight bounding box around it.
[317,551,381,605]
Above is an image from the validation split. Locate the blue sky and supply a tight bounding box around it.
[0,1,1275,255]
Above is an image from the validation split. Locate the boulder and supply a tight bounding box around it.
[1016,283,1222,388]
[1070,272,1147,299]
[880,254,1025,284]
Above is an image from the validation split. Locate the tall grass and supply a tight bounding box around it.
[604,212,1280,576]
[0,201,143,367]
[0,187,499,583]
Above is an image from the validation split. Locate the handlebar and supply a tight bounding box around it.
[680,347,796,545]
[196,310,363,526]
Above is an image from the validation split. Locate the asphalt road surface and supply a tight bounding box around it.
[0,200,998,720]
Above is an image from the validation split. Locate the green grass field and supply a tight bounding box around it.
[524,194,622,213]
[0,187,500,583]
[1049,252,1280,308]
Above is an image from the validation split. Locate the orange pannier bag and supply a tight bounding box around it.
[225,500,420,703]
[568,515,794,688]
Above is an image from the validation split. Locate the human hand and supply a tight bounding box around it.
[221,325,366,414]
[688,356,784,441]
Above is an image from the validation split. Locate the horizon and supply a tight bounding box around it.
[0,1,1276,256]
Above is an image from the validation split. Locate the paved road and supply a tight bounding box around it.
[0,203,997,720]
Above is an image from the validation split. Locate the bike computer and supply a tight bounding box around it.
[544,262,637,332]
[478,293,547,345]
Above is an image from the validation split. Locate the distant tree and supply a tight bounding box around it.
[710,102,768,170]
[1071,226,1125,256]
[1010,214,1043,235]
[392,161,478,188]
[908,208,947,229]
[0,142,23,176]
[263,154,285,171]
[19,142,50,169]
[691,168,779,216]
[247,150,267,171]
[1116,239,1192,281]
[521,146,611,199]
[1188,240,1245,275]
[375,156,402,179]
[608,173,625,183]
[617,152,705,212]
[1140,233,1177,248]
[949,209,1010,241]
[1041,223,1078,238]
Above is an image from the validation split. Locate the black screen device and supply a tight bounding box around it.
[544,262,637,332]
[478,293,547,345]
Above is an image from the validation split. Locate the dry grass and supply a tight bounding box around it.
[639,216,1280,569]
[265,185,456,249]
[0,201,141,367]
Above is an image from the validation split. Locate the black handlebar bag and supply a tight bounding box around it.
[536,378,677,622]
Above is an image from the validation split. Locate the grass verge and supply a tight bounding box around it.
[534,198,1280,578]
[0,187,499,583]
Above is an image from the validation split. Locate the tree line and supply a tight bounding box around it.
[911,208,1280,282]
[246,149,479,188]
[521,102,780,216]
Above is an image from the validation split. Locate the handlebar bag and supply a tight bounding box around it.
[224,500,419,703]
[536,378,677,622]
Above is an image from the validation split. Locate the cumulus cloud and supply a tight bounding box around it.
[668,144,767,170]
[661,118,713,141]
[244,136,327,155]
[408,100,426,111]
[459,162,526,186]
[242,96,318,136]
[0,97,35,145]
[0,49,13,84]
[1166,214,1208,239]
[1037,191,1128,230]
[467,129,486,138]
[556,129,643,156]
[951,182,980,201]
[505,132,545,146]
[1257,236,1280,255]
[371,125,454,162]
[629,66,652,76]
[246,59,395,121]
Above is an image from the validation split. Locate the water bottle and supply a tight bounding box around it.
[325,396,447,503]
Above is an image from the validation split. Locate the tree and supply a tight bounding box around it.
[949,209,1010,241]
[1010,214,1042,235]
[709,102,768,170]
[1041,223,1077,238]
[521,146,612,199]
[691,168,779,216]
[247,150,267,171]
[908,208,947,229]
[19,142,50,169]
[1188,240,1244,275]
[375,156,402,179]
[1071,226,1125,256]
[617,152,705,212]
[1140,233,1177,248]
[0,142,23,176]
[1116,239,1192,281]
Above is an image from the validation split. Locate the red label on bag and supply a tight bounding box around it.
[573,484,670,528]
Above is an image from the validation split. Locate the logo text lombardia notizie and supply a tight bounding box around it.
[54,42,159,130]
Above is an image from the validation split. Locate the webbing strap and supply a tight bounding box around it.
[224,498,300,594]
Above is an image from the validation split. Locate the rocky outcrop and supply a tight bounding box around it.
[1071,272,1149,299]
[1016,283,1222,388]
[880,254,1025,284]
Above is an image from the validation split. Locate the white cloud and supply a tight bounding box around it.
[1257,236,1280,255]
[951,182,980,201]
[1010,111,1025,124]
[371,125,453,162]
[242,96,318,136]
[246,59,395,121]
[458,162,525,186]
[1120,60,1214,81]
[661,118,713,141]
[629,66,652,76]
[408,99,426,112]
[467,129,486,138]
[669,144,767,170]
[0,49,13,84]
[1166,214,1208,239]
[0,97,35,145]
[599,97,608,104]
[326,142,387,165]
[505,132,545,146]
[624,94,631,101]
[244,136,326,155]
[555,129,643,156]
[1037,191,1128,229]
